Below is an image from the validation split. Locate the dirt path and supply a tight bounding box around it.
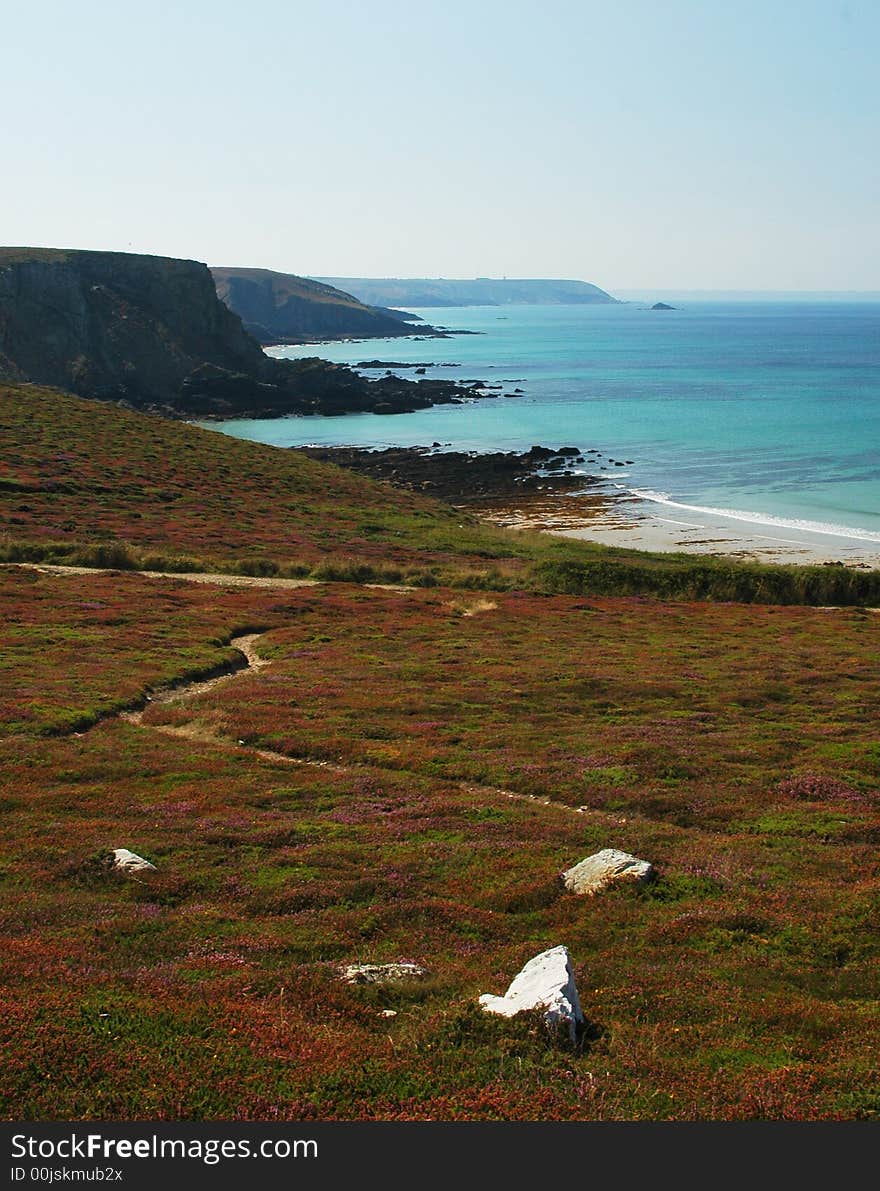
[120,633,270,727]
[113,628,705,844]
[12,559,850,841]
[4,562,413,593]
[7,562,320,590]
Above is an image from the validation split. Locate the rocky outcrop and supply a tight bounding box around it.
[479,945,584,1041]
[651,302,675,310]
[561,849,654,895]
[341,962,427,984]
[298,444,601,503]
[0,248,486,418]
[316,277,618,308]
[179,359,491,420]
[110,848,156,873]
[211,266,428,344]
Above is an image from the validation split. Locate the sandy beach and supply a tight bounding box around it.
[472,486,880,569]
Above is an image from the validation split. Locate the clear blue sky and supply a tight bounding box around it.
[3,0,877,290]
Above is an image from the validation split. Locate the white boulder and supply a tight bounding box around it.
[341,962,426,985]
[111,848,157,873]
[478,945,584,1041]
[562,848,653,895]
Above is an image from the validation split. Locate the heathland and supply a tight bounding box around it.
[1,382,879,1120]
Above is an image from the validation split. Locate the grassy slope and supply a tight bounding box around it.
[2,386,879,1120]
[0,384,534,581]
[2,568,879,1120]
[2,384,879,604]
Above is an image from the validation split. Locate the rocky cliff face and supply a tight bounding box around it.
[211,266,421,343]
[0,248,264,405]
[0,248,482,419]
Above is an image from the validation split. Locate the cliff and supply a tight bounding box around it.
[314,276,618,308]
[0,248,485,418]
[210,267,423,343]
[0,248,264,405]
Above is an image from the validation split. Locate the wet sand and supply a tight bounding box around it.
[472,488,880,569]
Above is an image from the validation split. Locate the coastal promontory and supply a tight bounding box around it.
[314,276,618,308]
[0,248,489,418]
[211,266,426,344]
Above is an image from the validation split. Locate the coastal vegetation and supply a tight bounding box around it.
[1,380,879,1120]
[2,570,878,1119]
[3,385,879,606]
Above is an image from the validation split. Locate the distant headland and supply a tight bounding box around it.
[314,277,618,308]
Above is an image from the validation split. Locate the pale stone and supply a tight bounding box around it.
[111,848,157,873]
[479,945,584,1041]
[562,848,653,895]
[341,962,427,985]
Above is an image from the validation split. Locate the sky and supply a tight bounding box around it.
[3,0,878,291]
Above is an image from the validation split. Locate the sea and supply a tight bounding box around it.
[206,298,880,558]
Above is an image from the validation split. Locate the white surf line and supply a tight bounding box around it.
[630,491,880,546]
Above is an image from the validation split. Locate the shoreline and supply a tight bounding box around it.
[473,488,880,569]
[292,442,880,568]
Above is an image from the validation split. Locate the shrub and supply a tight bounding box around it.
[777,774,861,802]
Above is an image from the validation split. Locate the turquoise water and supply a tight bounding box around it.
[209,301,880,545]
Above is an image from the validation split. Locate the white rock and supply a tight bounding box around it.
[341,962,426,985]
[562,848,653,895]
[478,945,584,1041]
[111,848,157,873]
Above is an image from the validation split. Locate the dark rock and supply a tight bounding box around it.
[298,444,603,504]
[651,302,675,310]
[354,361,437,369]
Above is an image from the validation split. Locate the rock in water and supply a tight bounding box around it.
[111,848,157,873]
[562,848,653,895]
[341,962,427,985]
[478,945,584,1041]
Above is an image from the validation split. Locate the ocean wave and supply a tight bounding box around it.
[627,489,880,544]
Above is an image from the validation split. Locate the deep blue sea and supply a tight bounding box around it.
[209,301,880,548]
